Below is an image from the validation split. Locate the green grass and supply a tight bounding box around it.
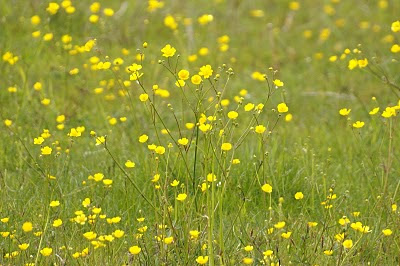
[1,0,400,265]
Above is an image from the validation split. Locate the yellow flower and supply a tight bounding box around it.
[148,144,157,150]
[273,79,284,87]
[52,219,63,227]
[227,111,238,120]
[8,86,17,93]
[274,221,285,229]
[242,257,253,264]
[289,1,300,10]
[281,231,292,239]
[324,250,333,256]
[92,173,104,182]
[43,33,53,42]
[151,174,160,183]
[89,14,99,23]
[40,247,52,256]
[382,229,393,236]
[155,146,166,155]
[308,222,318,227]
[82,198,91,208]
[338,217,350,226]
[207,173,217,182]
[200,182,209,192]
[221,142,232,151]
[198,47,209,56]
[178,138,189,146]
[18,243,29,250]
[188,54,198,62]
[178,69,190,80]
[189,230,200,239]
[65,6,75,14]
[125,160,136,168]
[1,231,10,237]
[31,15,41,25]
[277,103,289,113]
[94,136,105,146]
[196,256,209,264]
[163,236,173,244]
[390,44,400,53]
[382,107,396,118]
[113,229,125,238]
[129,245,141,255]
[61,0,71,9]
[4,119,12,127]
[164,15,178,30]
[69,128,81,137]
[342,239,353,249]
[199,65,213,79]
[40,146,52,156]
[329,55,337,62]
[22,222,33,232]
[33,82,42,91]
[294,192,304,200]
[263,249,273,257]
[339,108,351,116]
[103,8,114,16]
[56,115,65,123]
[90,2,101,12]
[103,179,113,186]
[176,193,187,201]
[83,231,97,240]
[244,245,253,252]
[92,207,102,214]
[255,125,266,134]
[244,103,255,112]
[41,98,51,105]
[262,183,272,193]
[69,68,79,75]
[147,0,164,12]
[49,200,60,207]
[352,121,365,128]
[348,59,358,70]
[139,134,149,143]
[335,233,345,241]
[369,107,380,115]
[358,58,368,68]
[198,14,213,25]
[391,20,400,32]
[41,129,51,139]
[161,44,176,57]
[171,180,180,187]
[191,75,203,85]
[251,71,266,81]
[175,79,185,87]
[139,93,149,102]
[221,99,230,106]
[108,117,117,125]
[110,216,121,223]
[46,3,60,14]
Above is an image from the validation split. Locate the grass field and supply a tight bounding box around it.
[1,0,400,265]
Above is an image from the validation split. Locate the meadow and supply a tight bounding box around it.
[1,0,400,265]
